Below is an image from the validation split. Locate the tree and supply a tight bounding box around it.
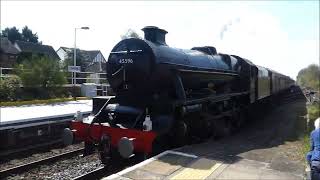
[1,26,40,43]
[64,49,87,70]
[16,55,67,98]
[1,26,22,43]
[21,26,39,43]
[120,28,141,40]
[297,64,320,90]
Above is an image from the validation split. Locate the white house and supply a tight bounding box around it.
[57,47,106,63]
[56,47,107,84]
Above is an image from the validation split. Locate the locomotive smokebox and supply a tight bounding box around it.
[142,26,168,45]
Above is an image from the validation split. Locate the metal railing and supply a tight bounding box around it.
[0,67,14,78]
[1,67,110,96]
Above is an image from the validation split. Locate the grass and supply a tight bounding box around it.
[0,97,90,107]
[303,134,311,158]
[308,103,320,121]
[302,102,320,159]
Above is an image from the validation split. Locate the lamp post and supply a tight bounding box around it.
[73,26,89,100]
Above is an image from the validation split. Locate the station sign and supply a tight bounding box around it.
[68,66,81,72]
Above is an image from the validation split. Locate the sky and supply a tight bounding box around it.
[1,1,319,79]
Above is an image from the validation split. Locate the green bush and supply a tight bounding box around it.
[307,102,320,131]
[308,103,320,121]
[15,55,67,99]
[0,75,22,101]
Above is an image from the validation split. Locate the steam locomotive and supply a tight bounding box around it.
[63,26,294,164]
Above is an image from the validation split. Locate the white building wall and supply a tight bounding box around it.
[56,48,67,61]
[93,52,106,63]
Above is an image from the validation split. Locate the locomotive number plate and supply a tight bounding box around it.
[119,58,133,64]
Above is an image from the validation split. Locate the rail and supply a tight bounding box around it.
[0,148,84,178]
[0,139,62,158]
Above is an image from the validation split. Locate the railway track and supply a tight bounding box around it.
[0,148,84,178]
[0,139,63,158]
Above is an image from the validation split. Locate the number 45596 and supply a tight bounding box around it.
[119,58,133,64]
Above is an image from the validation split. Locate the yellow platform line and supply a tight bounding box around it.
[170,158,222,180]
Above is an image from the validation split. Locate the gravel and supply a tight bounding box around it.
[5,153,103,180]
[0,143,84,172]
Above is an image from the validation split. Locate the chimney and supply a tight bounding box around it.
[142,26,168,45]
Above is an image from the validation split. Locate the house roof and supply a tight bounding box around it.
[59,47,105,63]
[86,62,103,72]
[15,41,60,60]
[0,37,20,55]
[86,50,100,61]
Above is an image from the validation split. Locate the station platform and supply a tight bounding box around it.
[105,147,304,180]
[0,100,92,129]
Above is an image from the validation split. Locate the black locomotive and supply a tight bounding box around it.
[63,26,295,163]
